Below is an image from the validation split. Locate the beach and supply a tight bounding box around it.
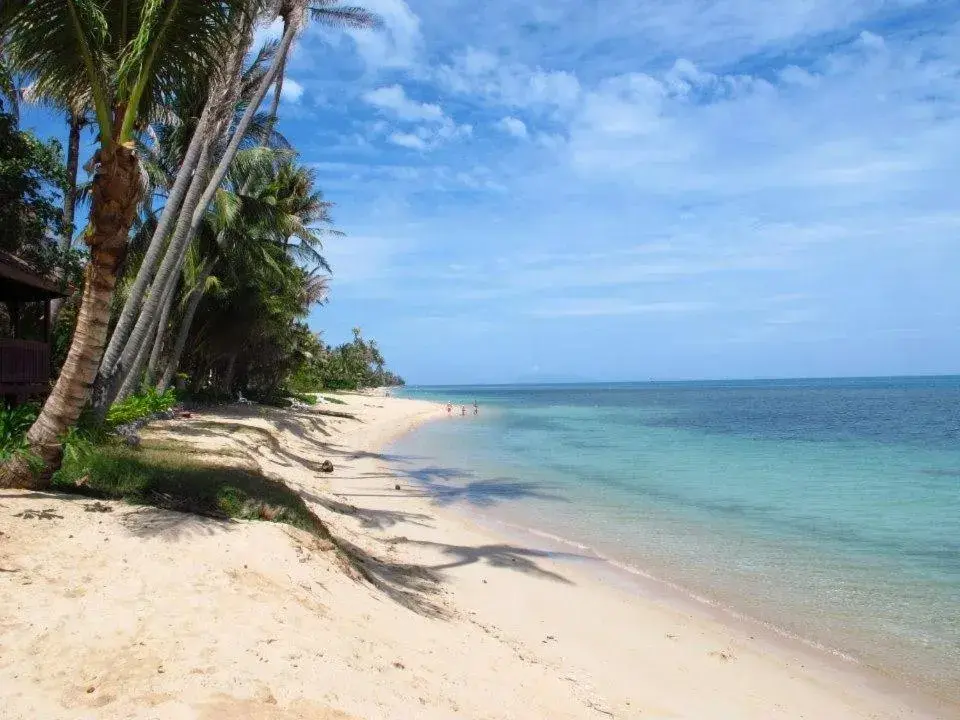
[0,393,953,719]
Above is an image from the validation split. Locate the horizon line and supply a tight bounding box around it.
[402,373,960,389]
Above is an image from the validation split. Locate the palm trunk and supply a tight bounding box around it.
[0,144,142,488]
[221,353,238,396]
[62,111,82,251]
[157,257,215,392]
[264,53,286,141]
[115,309,160,403]
[49,111,84,323]
[92,101,212,399]
[117,272,177,400]
[94,133,212,415]
[112,228,192,402]
[113,20,295,393]
[144,275,178,386]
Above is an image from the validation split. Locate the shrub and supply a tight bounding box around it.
[0,403,38,459]
[106,388,178,427]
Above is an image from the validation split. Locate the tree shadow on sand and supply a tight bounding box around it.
[389,537,578,584]
[299,488,435,531]
[331,535,448,617]
[351,464,567,510]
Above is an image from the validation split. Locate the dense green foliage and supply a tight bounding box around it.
[105,388,178,427]
[0,109,65,269]
[289,327,405,392]
[0,1,398,482]
[0,403,38,460]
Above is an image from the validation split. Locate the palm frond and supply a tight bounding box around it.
[2,0,115,137]
[308,2,382,30]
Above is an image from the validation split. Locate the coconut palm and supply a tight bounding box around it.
[98,0,377,407]
[0,0,251,487]
[154,149,335,392]
[106,57,297,401]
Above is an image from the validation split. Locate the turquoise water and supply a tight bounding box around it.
[392,378,960,701]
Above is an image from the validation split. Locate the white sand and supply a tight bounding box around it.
[0,394,953,719]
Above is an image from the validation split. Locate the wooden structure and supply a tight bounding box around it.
[0,251,66,403]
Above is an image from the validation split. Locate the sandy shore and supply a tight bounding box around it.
[0,394,954,719]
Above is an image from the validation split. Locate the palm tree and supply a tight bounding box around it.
[99,0,378,406]
[61,106,90,251]
[156,150,335,392]
[0,0,250,487]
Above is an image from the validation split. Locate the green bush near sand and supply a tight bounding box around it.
[52,440,322,533]
[105,389,179,427]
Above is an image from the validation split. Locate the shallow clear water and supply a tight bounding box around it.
[392,378,960,701]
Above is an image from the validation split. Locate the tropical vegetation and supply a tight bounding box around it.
[0,0,403,489]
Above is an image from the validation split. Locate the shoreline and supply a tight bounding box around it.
[0,393,955,719]
[376,397,956,719]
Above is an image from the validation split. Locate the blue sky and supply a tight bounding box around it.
[20,0,960,384]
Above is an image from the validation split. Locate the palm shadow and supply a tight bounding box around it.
[300,489,434,531]
[332,535,448,617]
[350,464,566,509]
[388,537,578,584]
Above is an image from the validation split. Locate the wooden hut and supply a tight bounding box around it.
[0,251,67,404]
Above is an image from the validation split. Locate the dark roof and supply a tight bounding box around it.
[0,250,67,301]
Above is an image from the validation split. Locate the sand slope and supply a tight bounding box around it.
[0,395,953,719]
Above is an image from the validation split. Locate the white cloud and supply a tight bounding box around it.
[389,132,428,150]
[281,78,305,103]
[363,85,444,121]
[363,84,471,150]
[497,116,528,138]
[436,48,581,112]
[347,0,422,69]
[858,30,886,51]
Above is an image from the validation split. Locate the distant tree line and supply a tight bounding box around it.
[289,328,405,392]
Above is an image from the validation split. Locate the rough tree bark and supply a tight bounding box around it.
[0,144,142,488]
[104,20,265,407]
[94,101,214,392]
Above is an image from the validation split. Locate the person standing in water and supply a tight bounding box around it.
[446,402,452,416]
[461,405,466,416]
[473,400,478,415]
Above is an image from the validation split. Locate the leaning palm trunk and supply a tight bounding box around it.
[0,145,142,488]
[157,257,216,392]
[264,53,286,140]
[144,277,179,386]
[96,135,214,412]
[115,303,162,403]
[110,17,297,397]
[92,103,214,409]
[117,271,179,401]
[115,232,192,396]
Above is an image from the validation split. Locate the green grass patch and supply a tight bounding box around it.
[106,388,178,427]
[52,440,321,532]
[322,395,347,405]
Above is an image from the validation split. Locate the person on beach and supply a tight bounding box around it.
[473,400,478,415]
[446,402,452,415]
[461,405,466,416]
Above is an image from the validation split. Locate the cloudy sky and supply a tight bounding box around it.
[24,0,960,384]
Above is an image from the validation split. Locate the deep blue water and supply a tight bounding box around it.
[392,378,960,700]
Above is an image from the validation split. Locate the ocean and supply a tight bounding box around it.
[391,378,960,702]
